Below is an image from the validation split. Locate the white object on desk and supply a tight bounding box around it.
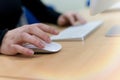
[103,2,120,12]
[51,20,104,41]
[106,26,120,37]
[90,0,118,15]
[24,42,62,53]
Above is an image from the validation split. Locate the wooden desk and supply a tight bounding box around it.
[0,10,120,80]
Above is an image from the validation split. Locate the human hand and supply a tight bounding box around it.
[57,11,87,26]
[0,23,59,56]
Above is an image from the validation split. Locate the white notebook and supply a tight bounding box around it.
[51,20,104,41]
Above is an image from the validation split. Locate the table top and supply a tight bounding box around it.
[0,9,120,80]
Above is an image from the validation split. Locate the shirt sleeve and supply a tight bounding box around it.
[0,29,8,45]
[21,0,61,24]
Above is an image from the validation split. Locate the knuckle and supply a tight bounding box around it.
[21,32,25,38]
[40,33,48,38]
[32,23,43,27]
[39,33,49,42]
[22,24,29,28]
[27,26,33,33]
[35,41,40,45]
[39,23,49,29]
[48,28,54,33]
[38,23,45,26]
[31,23,37,26]
[21,32,27,41]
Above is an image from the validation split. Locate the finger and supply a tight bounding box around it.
[21,32,45,48]
[32,35,46,44]
[12,44,34,56]
[58,16,67,26]
[64,14,76,25]
[32,23,59,35]
[27,26,51,43]
[74,13,87,24]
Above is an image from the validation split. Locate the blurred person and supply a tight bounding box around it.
[0,0,86,56]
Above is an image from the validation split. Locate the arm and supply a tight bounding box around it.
[21,0,61,24]
[21,0,86,26]
[0,29,8,45]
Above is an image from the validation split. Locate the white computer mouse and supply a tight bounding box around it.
[24,42,62,53]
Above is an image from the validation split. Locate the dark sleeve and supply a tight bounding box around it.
[21,0,61,24]
[0,29,8,45]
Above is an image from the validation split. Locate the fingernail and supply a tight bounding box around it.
[29,50,34,55]
[54,30,59,34]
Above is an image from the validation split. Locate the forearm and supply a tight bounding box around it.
[21,0,61,24]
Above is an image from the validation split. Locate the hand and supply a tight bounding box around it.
[57,11,87,26]
[0,23,59,56]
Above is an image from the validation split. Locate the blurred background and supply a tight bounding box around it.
[42,0,90,12]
